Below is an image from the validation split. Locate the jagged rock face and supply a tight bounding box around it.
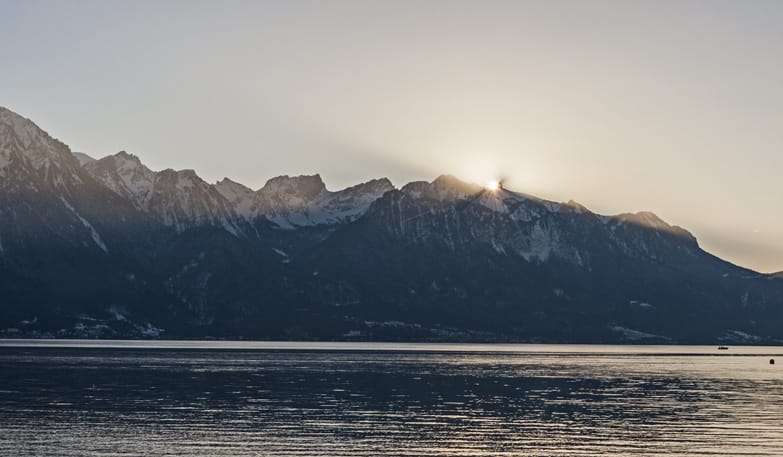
[85,152,240,234]
[215,173,395,228]
[261,174,326,205]
[148,169,240,235]
[0,107,83,190]
[1,106,782,343]
[258,176,394,227]
[86,152,156,210]
[214,178,256,219]
[312,178,395,224]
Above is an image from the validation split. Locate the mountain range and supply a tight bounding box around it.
[1,106,782,343]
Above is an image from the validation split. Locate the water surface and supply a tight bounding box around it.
[1,340,782,456]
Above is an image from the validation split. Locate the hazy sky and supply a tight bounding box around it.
[2,0,781,272]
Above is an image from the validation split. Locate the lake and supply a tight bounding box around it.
[1,340,782,456]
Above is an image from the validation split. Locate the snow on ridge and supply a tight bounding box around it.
[171,169,201,190]
[72,152,96,166]
[7,106,668,238]
[216,174,395,229]
[215,178,256,218]
[0,107,78,173]
[86,152,241,234]
[5,102,677,238]
[0,107,41,149]
[87,152,156,210]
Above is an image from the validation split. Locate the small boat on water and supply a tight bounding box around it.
[717,346,729,350]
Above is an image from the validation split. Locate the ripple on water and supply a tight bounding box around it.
[0,344,782,456]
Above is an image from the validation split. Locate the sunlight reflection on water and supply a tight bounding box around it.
[1,341,782,456]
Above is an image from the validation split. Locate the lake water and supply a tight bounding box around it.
[1,340,782,456]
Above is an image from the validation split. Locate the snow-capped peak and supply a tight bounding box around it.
[143,167,240,234]
[223,174,397,228]
[0,106,78,174]
[0,106,45,150]
[215,178,256,219]
[86,151,156,210]
[83,151,240,234]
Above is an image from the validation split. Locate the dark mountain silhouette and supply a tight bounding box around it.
[1,106,782,343]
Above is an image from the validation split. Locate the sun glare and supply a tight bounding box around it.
[486,180,500,191]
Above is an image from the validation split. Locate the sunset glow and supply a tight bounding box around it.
[3,1,781,272]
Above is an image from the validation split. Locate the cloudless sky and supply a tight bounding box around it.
[1,0,781,272]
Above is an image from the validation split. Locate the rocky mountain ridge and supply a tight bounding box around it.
[1,106,782,343]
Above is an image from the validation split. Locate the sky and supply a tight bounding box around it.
[1,0,781,273]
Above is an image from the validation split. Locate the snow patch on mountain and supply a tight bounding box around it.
[0,106,77,173]
[152,169,240,235]
[306,178,395,225]
[215,178,256,218]
[610,325,668,341]
[230,174,395,229]
[0,106,702,255]
[630,300,655,309]
[518,221,560,262]
[720,330,762,343]
[86,151,156,210]
[86,152,241,235]
[0,107,41,149]
[272,248,291,263]
[59,196,108,253]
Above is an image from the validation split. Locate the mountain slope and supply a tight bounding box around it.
[85,151,242,235]
[0,107,183,334]
[298,176,783,342]
[1,106,781,343]
[216,174,394,228]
